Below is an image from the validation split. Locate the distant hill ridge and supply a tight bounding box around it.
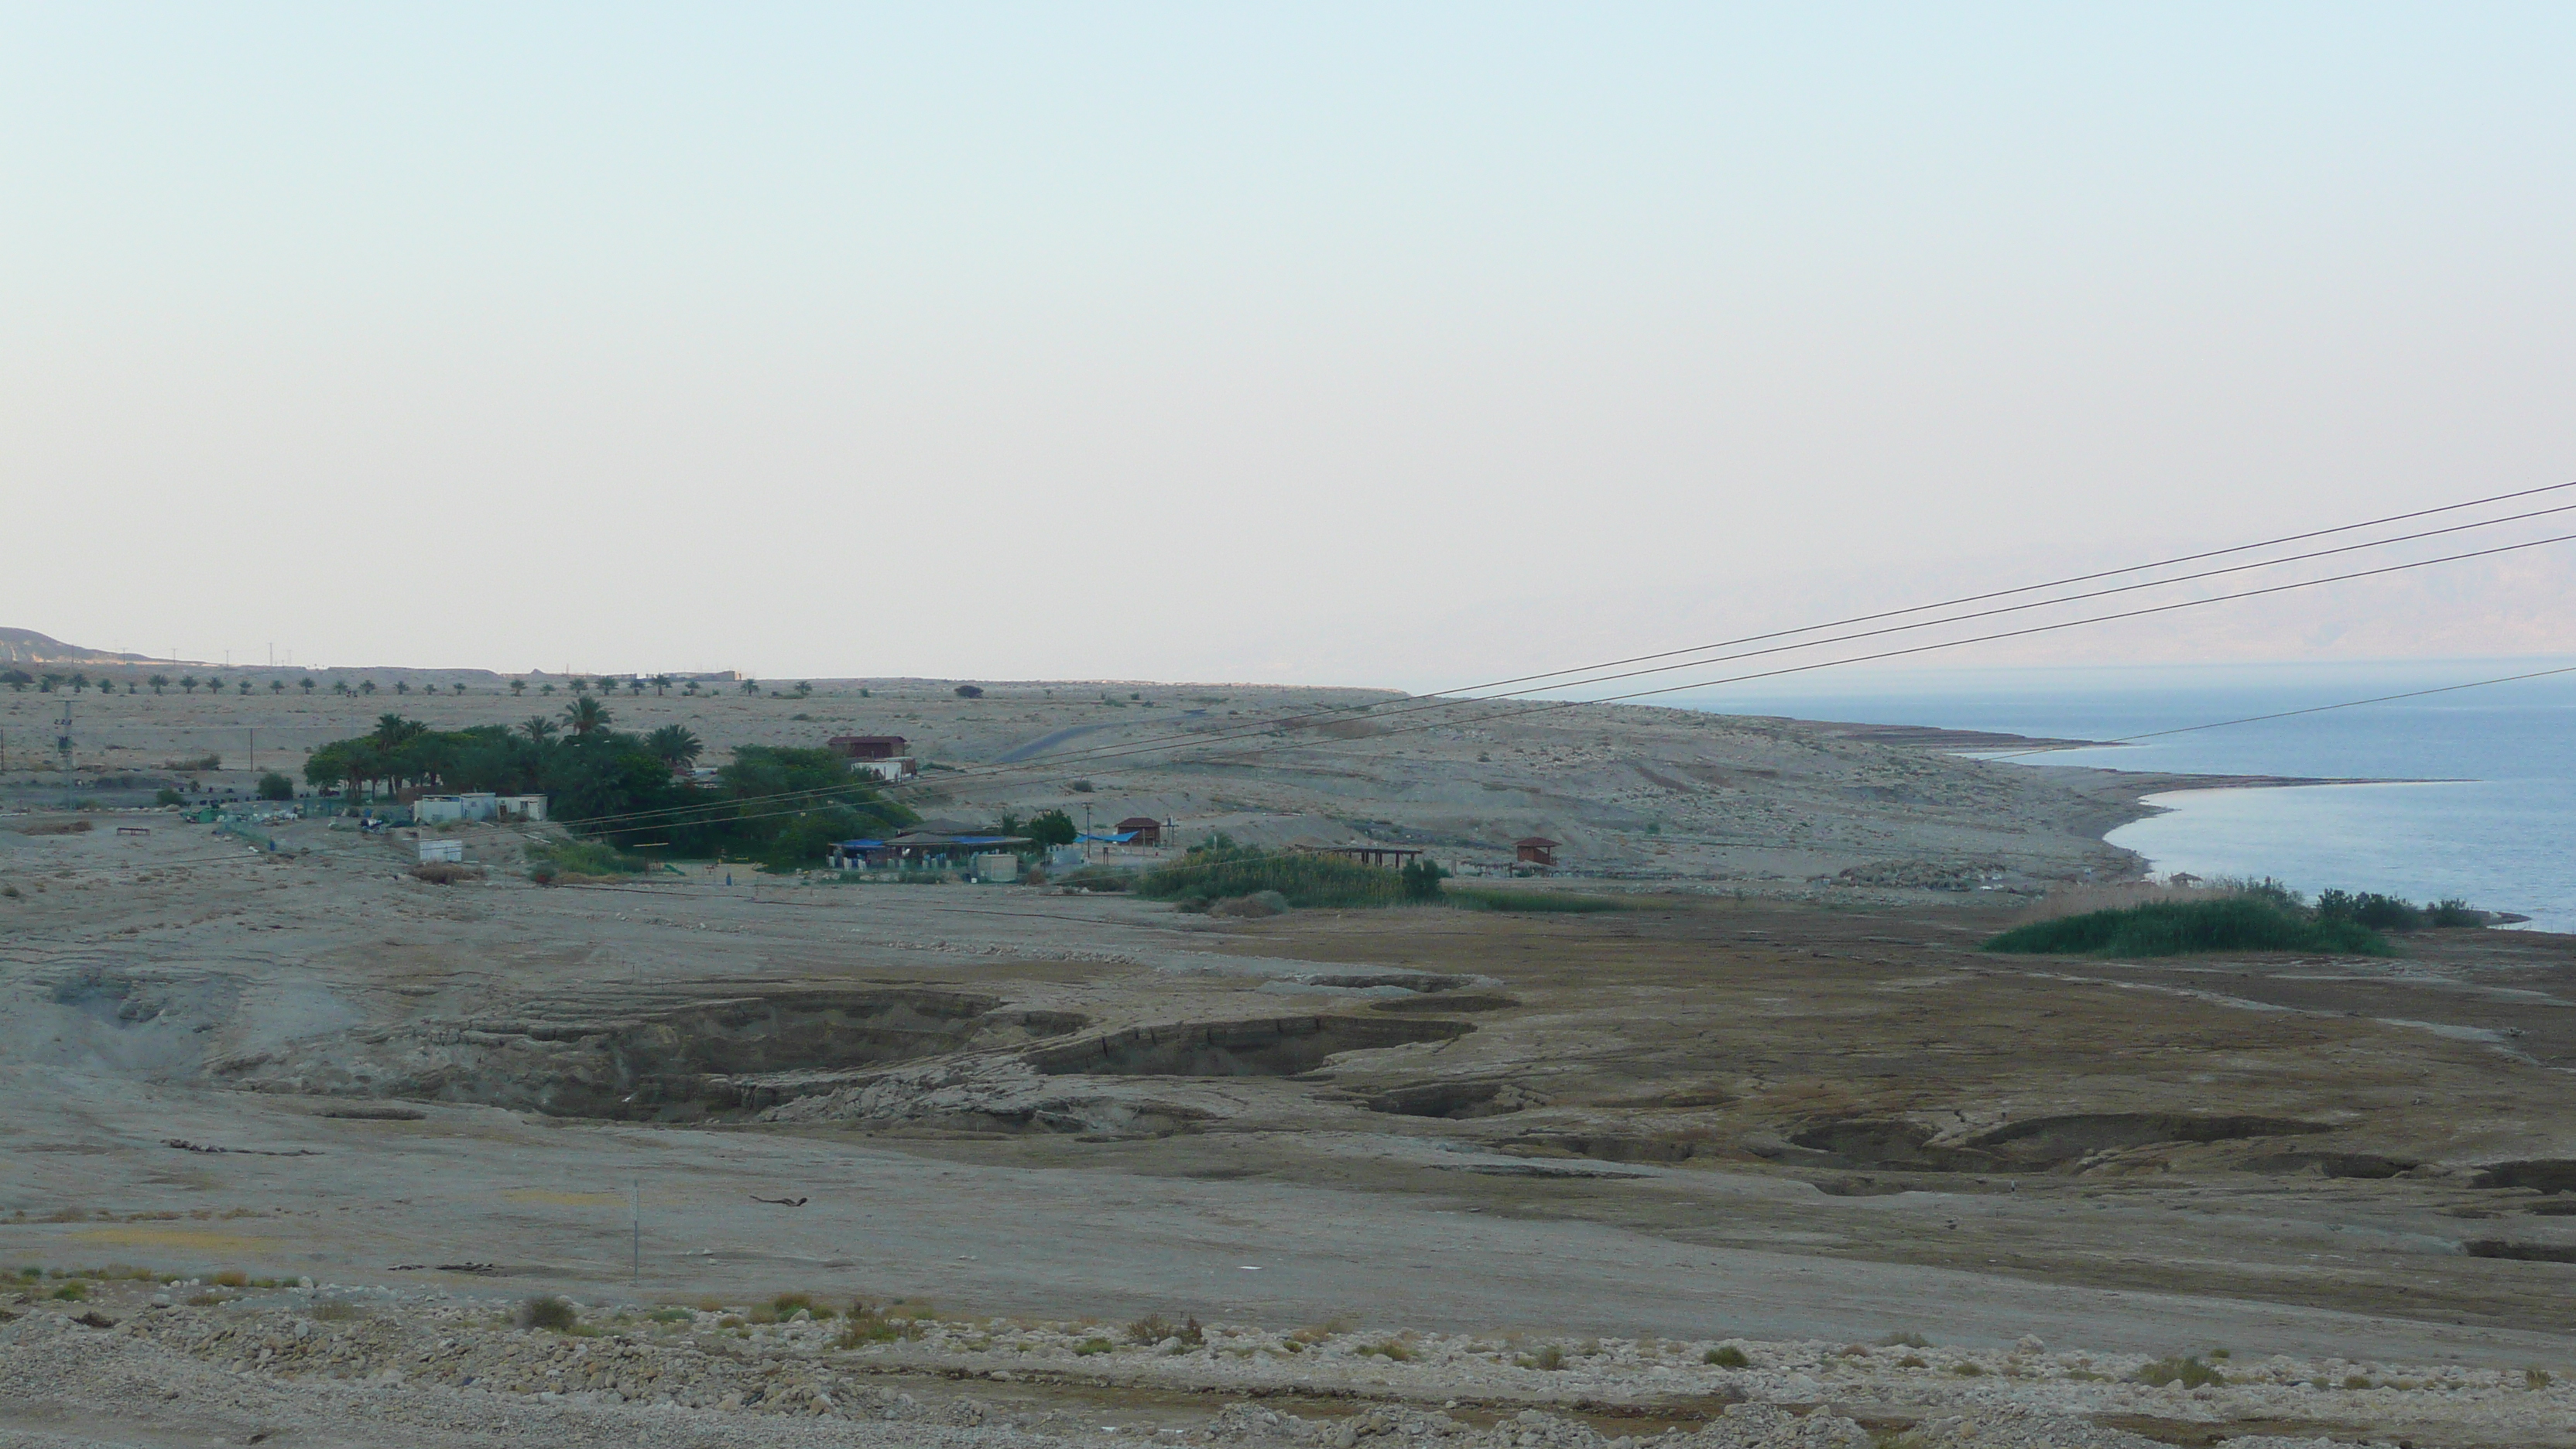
[0,629,163,665]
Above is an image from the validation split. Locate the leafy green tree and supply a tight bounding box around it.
[540,683,555,695]
[149,674,170,694]
[237,680,252,695]
[1026,809,1077,847]
[563,696,611,737]
[509,679,526,696]
[954,684,983,698]
[257,772,295,801]
[68,673,89,693]
[644,724,703,769]
[39,673,62,692]
[627,678,643,696]
[2,669,31,691]
[682,680,699,695]
[270,680,285,694]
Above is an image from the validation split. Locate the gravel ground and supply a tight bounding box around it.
[4,1279,2569,1448]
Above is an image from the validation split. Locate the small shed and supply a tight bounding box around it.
[827,735,908,761]
[1515,837,1560,867]
[1115,817,1164,847]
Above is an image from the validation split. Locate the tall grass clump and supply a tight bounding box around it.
[1985,896,2390,957]
[1137,839,1406,909]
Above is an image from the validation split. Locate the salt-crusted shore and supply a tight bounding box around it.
[4,1279,2568,1448]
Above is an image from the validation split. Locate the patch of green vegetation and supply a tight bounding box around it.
[1359,1340,1414,1362]
[1519,1344,1568,1372]
[48,1283,86,1301]
[1705,1345,1750,1368]
[1074,1336,1115,1356]
[1445,886,1629,913]
[2134,1355,2227,1389]
[770,1292,830,1319]
[1984,898,2391,957]
[1877,1331,1932,1348]
[1138,840,1406,909]
[526,838,649,882]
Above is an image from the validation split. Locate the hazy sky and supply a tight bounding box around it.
[7,4,2573,687]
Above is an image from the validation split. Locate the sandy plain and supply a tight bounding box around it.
[4,679,2573,1446]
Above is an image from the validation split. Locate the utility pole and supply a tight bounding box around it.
[630,1178,642,1283]
[57,701,74,810]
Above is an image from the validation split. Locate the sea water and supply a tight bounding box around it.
[1666,659,2576,932]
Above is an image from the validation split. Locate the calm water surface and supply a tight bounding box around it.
[1667,659,2576,931]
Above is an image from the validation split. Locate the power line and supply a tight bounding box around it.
[1972,663,2576,763]
[552,519,2576,833]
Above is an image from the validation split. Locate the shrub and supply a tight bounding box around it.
[2430,898,2485,927]
[1055,867,1131,892]
[2134,1355,2226,1389]
[1399,858,1447,901]
[1074,1336,1115,1355]
[771,1292,829,1319]
[1360,1340,1413,1361]
[2528,1368,2554,1389]
[18,818,91,836]
[514,1295,577,1331]
[1985,898,2391,957]
[211,1270,248,1288]
[1705,1345,1750,1368]
[50,1282,86,1301]
[1951,1361,1985,1377]
[1522,1344,1567,1372]
[256,772,295,801]
[954,685,984,698]
[1126,1313,1203,1346]
[1210,890,1290,918]
[154,788,183,807]
[2341,1373,2372,1390]
[1877,1331,1931,1348]
[2316,889,2423,930]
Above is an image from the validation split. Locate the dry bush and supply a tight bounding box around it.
[408,862,485,885]
[17,818,92,836]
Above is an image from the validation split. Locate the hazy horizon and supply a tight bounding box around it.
[8,4,2573,690]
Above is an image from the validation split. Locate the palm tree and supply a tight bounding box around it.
[236,680,252,695]
[794,681,813,697]
[509,679,526,697]
[177,675,197,694]
[540,683,556,695]
[394,680,409,695]
[627,678,644,697]
[739,677,759,696]
[682,680,699,696]
[359,680,376,695]
[644,724,703,770]
[570,677,588,694]
[269,680,285,694]
[519,716,558,745]
[562,696,611,737]
[149,674,170,694]
[651,674,670,696]
[299,677,315,694]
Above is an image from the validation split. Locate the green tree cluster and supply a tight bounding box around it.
[300,707,913,866]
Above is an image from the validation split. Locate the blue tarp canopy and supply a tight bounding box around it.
[1076,831,1139,843]
[834,839,886,850]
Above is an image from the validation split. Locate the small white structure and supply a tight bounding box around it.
[413,792,544,824]
[969,851,1019,882]
[418,838,464,863]
[849,757,915,783]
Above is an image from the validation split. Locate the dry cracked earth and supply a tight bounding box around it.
[5,802,2576,1446]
